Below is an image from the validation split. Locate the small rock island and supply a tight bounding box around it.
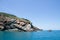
[0,12,40,32]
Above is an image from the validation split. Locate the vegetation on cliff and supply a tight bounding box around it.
[0,12,17,18]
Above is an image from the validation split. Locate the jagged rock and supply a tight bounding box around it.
[0,12,40,32]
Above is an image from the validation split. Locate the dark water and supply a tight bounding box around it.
[0,30,60,40]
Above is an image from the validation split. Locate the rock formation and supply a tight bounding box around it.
[0,12,40,32]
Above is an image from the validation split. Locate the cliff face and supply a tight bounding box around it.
[0,12,40,32]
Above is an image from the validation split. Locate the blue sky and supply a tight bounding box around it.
[0,0,60,30]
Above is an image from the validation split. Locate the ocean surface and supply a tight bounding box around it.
[0,30,60,40]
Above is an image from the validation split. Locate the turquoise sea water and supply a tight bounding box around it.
[0,30,60,40]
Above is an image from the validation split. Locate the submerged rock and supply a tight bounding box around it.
[0,12,40,32]
[48,30,52,32]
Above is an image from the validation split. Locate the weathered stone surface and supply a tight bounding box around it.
[0,12,40,32]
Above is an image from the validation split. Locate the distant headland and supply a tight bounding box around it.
[0,12,40,32]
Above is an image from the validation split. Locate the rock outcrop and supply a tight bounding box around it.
[0,12,40,32]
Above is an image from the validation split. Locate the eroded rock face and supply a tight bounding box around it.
[0,12,40,32]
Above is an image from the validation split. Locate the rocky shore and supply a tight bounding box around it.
[0,12,40,32]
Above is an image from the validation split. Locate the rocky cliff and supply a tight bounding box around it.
[0,12,40,32]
